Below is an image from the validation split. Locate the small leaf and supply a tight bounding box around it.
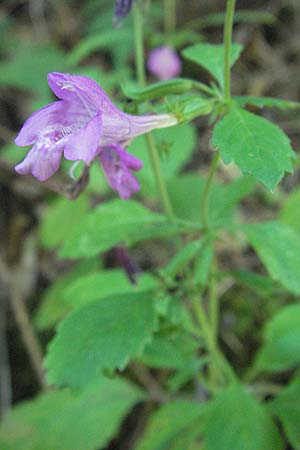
[234,95,300,110]
[162,240,204,278]
[269,377,300,448]
[0,377,142,450]
[45,291,156,387]
[59,199,181,259]
[136,401,205,450]
[254,304,300,373]
[230,270,277,297]
[122,78,195,101]
[182,43,242,88]
[194,240,214,286]
[213,109,296,190]
[244,221,300,295]
[203,383,282,450]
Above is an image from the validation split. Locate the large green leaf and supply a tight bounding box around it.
[213,109,295,190]
[0,377,142,450]
[59,199,180,259]
[182,43,242,88]
[269,377,300,448]
[136,401,205,450]
[45,291,157,387]
[244,221,300,295]
[203,383,282,450]
[254,304,300,373]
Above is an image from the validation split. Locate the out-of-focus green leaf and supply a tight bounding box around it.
[122,78,195,101]
[162,240,204,278]
[136,401,205,450]
[0,44,67,96]
[269,377,300,448]
[0,377,142,450]
[194,240,214,286]
[244,221,300,295]
[279,189,300,234]
[45,291,157,387]
[203,383,282,450]
[168,174,255,225]
[254,304,300,373]
[139,331,198,369]
[128,124,197,196]
[188,10,276,30]
[182,43,242,88]
[230,271,277,297]
[40,196,89,249]
[213,109,296,190]
[59,199,181,259]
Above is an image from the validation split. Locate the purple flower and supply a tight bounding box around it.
[14,72,177,198]
[147,46,182,81]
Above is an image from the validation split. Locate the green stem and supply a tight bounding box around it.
[209,259,219,340]
[200,151,220,229]
[145,133,175,221]
[133,3,175,222]
[164,0,176,34]
[191,295,235,384]
[223,0,236,101]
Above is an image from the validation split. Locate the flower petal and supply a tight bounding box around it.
[15,101,65,146]
[99,145,141,199]
[15,141,63,181]
[63,112,102,164]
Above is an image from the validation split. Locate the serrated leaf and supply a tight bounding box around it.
[45,291,157,387]
[203,384,282,450]
[136,401,205,450]
[0,377,142,450]
[213,109,296,190]
[234,96,300,110]
[254,304,300,373]
[269,377,300,448]
[244,221,300,295]
[40,196,89,249]
[182,43,242,88]
[59,199,180,259]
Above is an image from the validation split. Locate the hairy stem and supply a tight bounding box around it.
[133,3,175,221]
[223,0,236,101]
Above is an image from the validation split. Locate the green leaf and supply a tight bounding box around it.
[269,377,300,448]
[212,109,296,190]
[279,189,300,234]
[244,221,300,295]
[139,331,198,370]
[254,304,300,373]
[230,271,277,298]
[128,124,197,196]
[0,377,142,450]
[59,199,180,259]
[34,259,101,330]
[136,401,205,450]
[182,43,242,88]
[168,174,255,225]
[234,96,300,110]
[40,196,89,249]
[45,291,157,387]
[203,383,282,450]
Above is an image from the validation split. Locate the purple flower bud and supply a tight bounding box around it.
[114,0,134,26]
[147,46,182,81]
[14,73,177,198]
